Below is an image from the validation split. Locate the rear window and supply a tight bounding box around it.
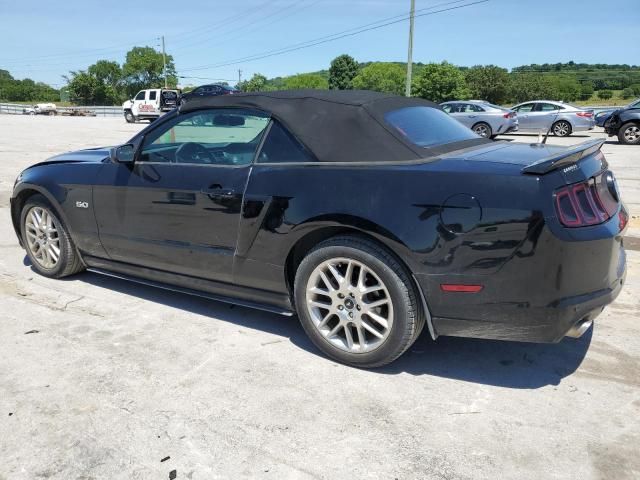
[384,106,479,147]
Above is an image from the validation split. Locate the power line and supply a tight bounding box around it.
[169,0,277,48]
[173,0,322,53]
[0,38,158,65]
[180,0,488,73]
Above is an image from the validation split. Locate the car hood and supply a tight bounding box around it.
[33,146,114,167]
[441,140,567,167]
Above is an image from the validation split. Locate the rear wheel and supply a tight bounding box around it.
[20,195,84,279]
[124,110,136,123]
[294,235,424,368]
[618,122,640,145]
[552,120,572,137]
[472,122,492,138]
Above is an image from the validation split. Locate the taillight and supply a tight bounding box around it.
[555,173,619,227]
[576,112,593,118]
[503,111,516,118]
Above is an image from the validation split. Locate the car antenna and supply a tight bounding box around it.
[541,107,562,145]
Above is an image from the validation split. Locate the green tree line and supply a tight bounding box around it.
[239,56,640,105]
[2,53,639,105]
[1,46,177,105]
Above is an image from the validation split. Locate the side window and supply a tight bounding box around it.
[514,103,534,113]
[148,91,157,101]
[134,90,146,101]
[469,104,485,112]
[139,109,270,165]
[441,104,452,113]
[257,121,315,164]
[537,103,559,112]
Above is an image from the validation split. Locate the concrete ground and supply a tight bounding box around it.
[0,116,639,480]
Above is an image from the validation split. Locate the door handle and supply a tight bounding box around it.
[201,187,235,198]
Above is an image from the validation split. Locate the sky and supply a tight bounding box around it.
[0,0,638,88]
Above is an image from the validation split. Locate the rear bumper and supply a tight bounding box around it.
[415,217,627,343]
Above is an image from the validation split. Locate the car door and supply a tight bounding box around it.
[93,109,271,283]
[513,102,535,130]
[131,90,147,117]
[530,102,560,131]
[463,103,485,128]
[446,103,470,127]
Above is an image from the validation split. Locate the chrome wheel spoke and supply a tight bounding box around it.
[24,206,61,270]
[305,257,393,353]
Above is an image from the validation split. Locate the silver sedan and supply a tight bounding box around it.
[440,101,518,138]
[511,100,595,137]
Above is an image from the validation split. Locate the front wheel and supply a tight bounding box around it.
[552,120,572,137]
[472,122,492,138]
[124,110,136,123]
[20,195,84,279]
[294,235,424,368]
[618,122,640,145]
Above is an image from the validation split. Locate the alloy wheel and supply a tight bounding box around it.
[474,124,490,137]
[305,257,393,353]
[24,206,61,269]
[623,125,640,143]
[553,121,570,136]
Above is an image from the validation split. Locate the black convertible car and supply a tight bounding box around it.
[10,90,627,367]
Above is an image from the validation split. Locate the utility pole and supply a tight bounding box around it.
[405,0,416,97]
[238,69,242,86]
[161,35,168,89]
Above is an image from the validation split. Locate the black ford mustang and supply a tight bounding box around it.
[10,90,627,367]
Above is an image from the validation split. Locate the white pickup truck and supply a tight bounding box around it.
[122,88,180,123]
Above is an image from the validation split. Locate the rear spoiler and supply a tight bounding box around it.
[522,139,605,175]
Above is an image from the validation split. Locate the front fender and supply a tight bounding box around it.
[11,163,108,258]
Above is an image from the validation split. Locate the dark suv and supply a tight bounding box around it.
[181,84,238,104]
[604,101,640,145]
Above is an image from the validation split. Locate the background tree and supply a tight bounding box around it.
[64,71,100,105]
[283,73,328,90]
[631,84,640,96]
[508,74,557,103]
[622,87,635,99]
[412,62,468,102]
[351,63,405,95]
[237,73,269,92]
[554,76,581,102]
[580,82,594,100]
[122,46,177,98]
[328,54,359,90]
[464,65,510,104]
[597,89,613,100]
[0,69,59,102]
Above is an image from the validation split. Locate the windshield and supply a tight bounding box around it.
[384,106,479,147]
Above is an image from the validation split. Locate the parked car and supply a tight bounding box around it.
[181,84,238,104]
[22,103,57,116]
[440,100,518,138]
[511,100,595,136]
[604,100,640,145]
[595,98,640,128]
[10,90,627,368]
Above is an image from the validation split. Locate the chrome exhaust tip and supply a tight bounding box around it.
[566,319,593,338]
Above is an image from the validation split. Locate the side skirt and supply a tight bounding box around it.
[83,256,294,317]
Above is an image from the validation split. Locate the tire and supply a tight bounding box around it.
[472,122,492,138]
[552,120,572,137]
[294,235,425,368]
[20,194,84,279]
[124,110,136,123]
[618,122,640,145]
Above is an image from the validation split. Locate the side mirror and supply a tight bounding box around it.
[114,144,135,163]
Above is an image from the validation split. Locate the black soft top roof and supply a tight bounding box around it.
[179,89,479,163]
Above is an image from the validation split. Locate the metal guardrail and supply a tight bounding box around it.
[0,103,122,117]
